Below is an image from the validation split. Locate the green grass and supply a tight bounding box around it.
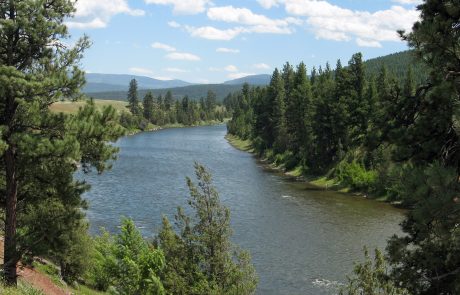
[1,282,44,295]
[225,134,254,152]
[50,99,128,114]
[33,262,106,295]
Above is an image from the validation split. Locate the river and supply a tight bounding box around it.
[81,124,404,295]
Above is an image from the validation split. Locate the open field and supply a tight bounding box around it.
[50,99,128,114]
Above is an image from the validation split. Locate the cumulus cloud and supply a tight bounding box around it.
[278,0,420,47]
[152,42,176,52]
[207,6,297,34]
[67,0,144,29]
[253,63,271,70]
[216,47,240,54]
[185,26,246,41]
[356,38,382,48]
[166,52,201,61]
[168,21,181,28]
[144,0,211,15]
[129,67,154,76]
[224,65,238,72]
[257,0,282,9]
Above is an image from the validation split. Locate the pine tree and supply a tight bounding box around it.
[127,79,141,116]
[164,90,173,111]
[158,163,258,294]
[143,92,155,122]
[0,1,123,284]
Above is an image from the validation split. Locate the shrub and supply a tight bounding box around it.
[335,161,377,192]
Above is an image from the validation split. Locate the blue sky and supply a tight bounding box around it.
[67,0,421,83]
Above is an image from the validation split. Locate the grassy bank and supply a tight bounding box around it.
[225,134,381,199]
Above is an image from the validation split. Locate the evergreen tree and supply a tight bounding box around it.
[158,163,258,294]
[127,79,141,116]
[164,91,173,111]
[143,92,155,122]
[0,0,123,284]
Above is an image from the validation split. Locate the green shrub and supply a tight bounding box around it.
[335,161,377,192]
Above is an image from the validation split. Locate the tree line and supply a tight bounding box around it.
[228,0,460,293]
[120,79,229,132]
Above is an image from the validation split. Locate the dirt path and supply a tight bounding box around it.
[1,237,70,295]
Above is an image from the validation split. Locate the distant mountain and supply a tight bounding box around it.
[83,73,192,93]
[224,74,271,85]
[86,84,244,102]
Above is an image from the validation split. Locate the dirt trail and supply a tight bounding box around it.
[0,237,69,295]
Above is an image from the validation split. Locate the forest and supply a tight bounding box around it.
[227,1,460,293]
[1,0,459,294]
[117,79,230,133]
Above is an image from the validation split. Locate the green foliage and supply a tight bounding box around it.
[386,163,460,294]
[340,248,410,295]
[158,163,258,295]
[335,160,377,192]
[87,218,165,295]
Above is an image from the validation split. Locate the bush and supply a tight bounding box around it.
[86,218,165,294]
[335,160,377,192]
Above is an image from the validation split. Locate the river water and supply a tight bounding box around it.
[81,124,404,295]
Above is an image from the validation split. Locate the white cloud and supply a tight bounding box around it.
[168,21,181,28]
[165,67,188,73]
[207,6,295,34]
[224,65,238,72]
[144,0,211,15]
[67,0,144,29]
[277,0,419,46]
[258,0,282,9]
[185,25,246,40]
[166,52,201,61]
[228,72,256,79]
[356,38,382,48]
[129,67,154,76]
[253,63,271,70]
[152,42,176,52]
[66,18,107,29]
[216,47,240,54]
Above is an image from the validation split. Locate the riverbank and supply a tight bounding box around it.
[225,134,391,203]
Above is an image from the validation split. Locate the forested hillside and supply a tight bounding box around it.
[364,50,428,83]
[87,83,244,101]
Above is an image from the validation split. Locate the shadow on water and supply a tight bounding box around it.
[80,124,404,295]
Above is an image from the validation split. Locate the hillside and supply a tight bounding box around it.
[224,74,271,85]
[83,73,192,93]
[364,50,428,83]
[86,84,245,101]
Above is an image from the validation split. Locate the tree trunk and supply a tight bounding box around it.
[3,146,18,285]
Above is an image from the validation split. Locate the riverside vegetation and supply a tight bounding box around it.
[0,0,254,294]
[1,0,459,295]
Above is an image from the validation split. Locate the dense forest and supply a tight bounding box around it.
[118,79,230,132]
[228,1,460,294]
